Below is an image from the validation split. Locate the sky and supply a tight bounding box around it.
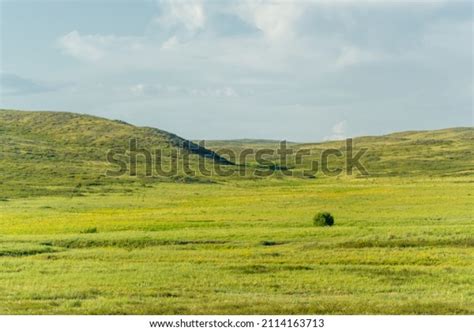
[0,0,472,141]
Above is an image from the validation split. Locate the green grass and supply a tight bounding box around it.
[0,109,473,314]
[0,177,472,314]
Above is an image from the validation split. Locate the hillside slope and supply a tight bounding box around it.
[0,109,232,198]
[207,128,474,178]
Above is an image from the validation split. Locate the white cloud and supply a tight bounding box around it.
[161,35,180,50]
[129,83,238,98]
[191,87,238,97]
[57,31,104,62]
[155,0,205,32]
[232,0,304,40]
[324,120,348,141]
[129,84,146,97]
[56,2,389,70]
[57,30,144,62]
[333,121,347,135]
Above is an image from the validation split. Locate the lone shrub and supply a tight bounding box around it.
[313,212,334,227]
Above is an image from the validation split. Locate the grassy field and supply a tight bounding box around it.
[0,110,473,314]
[0,177,472,314]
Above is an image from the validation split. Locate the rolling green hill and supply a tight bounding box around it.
[202,138,299,149]
[0,109,233,198]
[296,127,474,177]
[1,109,473,199]
[206,128,474,178]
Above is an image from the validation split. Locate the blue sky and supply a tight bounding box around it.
[0,0,472,141]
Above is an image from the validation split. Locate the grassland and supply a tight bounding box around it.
[0,177,473,314]
[0,109,473,314]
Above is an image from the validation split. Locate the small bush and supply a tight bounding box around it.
[313,212,334,227]
[260,240,284,246]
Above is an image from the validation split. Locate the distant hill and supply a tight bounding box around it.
[1,109,472,198]
[201,139,299,149]
[198,139,299,165]
[289,127,474,177]
[205,127,473,178]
